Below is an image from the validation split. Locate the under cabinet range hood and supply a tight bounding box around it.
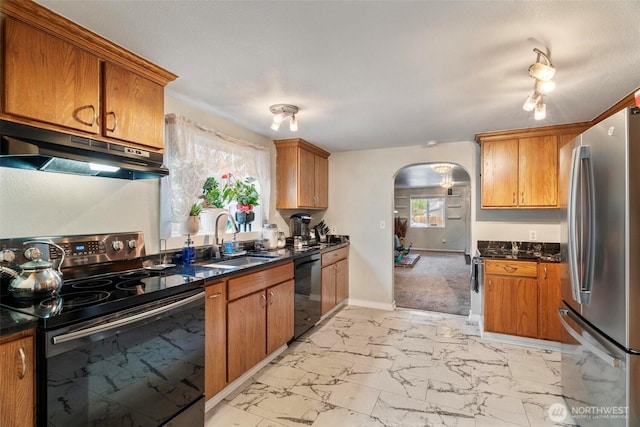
[0,120,169,179]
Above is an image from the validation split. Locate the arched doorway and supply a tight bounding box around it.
[393,163,472,315]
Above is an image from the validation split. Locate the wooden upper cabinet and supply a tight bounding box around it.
[481,139,519,207]
[3,17,101,133]
[275,138,330,209]
[518,136,557,207]
[477,123,588,209]
[0,0,177,150]
[103,63,164,149]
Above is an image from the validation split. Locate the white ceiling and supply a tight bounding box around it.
[38,0,640,154]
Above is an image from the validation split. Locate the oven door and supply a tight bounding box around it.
[40,290,205,427]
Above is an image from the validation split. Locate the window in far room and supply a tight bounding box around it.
[410,196,445,228]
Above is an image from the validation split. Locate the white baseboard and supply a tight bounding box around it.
[467,312,481,324]
[347,298,395,311]
[205,344,288,412]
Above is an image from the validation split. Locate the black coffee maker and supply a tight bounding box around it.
[289,213,313,246]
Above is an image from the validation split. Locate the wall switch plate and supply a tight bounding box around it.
[330,225,337,234]
[529,230,537,241]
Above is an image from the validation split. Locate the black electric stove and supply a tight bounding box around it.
[0,232,204,329]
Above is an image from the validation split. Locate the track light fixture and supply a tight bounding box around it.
[269,104,299,132]
[522,48,556,120]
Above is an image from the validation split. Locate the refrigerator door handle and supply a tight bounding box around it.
[567,146,595,305]
[558,308,621,368]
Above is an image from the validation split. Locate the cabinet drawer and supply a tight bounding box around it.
[484,259,537,277]
[321,246,348,266]
[228,262,294,301]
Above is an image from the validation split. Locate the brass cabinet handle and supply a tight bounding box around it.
[544,266,548,280]
[207,293,221,299]
[521,192,525,204]
[503,265,517,273]
[261,294,267,308]
[269,290,274,305]
[512,192,516,204]
[106,111,117,132]
[18,347,26,379]
[73,105,97,127]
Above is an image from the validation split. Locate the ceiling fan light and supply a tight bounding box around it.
[289,115,298,132]
[534,101,546,120]
[536,79,556,94]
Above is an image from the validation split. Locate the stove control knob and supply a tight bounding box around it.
[0,249,16,263]
[127,240,137,250]
[112,240,124,252]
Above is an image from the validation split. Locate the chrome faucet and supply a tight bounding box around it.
[159,238,167,264]
[213,212,239,258]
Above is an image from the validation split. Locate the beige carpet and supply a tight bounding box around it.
[394,250,470,316]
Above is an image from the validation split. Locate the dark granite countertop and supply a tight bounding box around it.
[478,240,561,263]
[0,306,37,337]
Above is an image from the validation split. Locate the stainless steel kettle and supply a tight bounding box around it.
[0,240,65,299]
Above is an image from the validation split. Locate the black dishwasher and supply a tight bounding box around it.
[293,253,322,339]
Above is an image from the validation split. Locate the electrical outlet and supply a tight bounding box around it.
[330,225,337,234]
[380,220,385,229]
[529,230,537,241]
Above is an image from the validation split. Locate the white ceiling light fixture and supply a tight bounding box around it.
[431,163,453,174]
[269,104,299,132]
[440,171,454,188]
[522,48,556,120]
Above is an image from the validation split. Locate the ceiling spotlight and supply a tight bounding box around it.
[523,48,556,120]
[431,163,453,174]
[269,104,299,132]
[528,48,556,81]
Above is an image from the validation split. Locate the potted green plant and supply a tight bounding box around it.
[199,177,228,234]
[187,199,203,234]
[222,173,259,228]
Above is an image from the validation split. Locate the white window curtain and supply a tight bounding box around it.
[162,114,271,237]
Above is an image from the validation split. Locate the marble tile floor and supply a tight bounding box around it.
[205,306,575,426]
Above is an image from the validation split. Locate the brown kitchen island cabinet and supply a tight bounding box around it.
[227,262,294,383]
[205,282,226,399]
[0,329,34,427]
[484,259,538,338]
[321,246,349,315]
[0,1,176,150]
[274,138,330,209]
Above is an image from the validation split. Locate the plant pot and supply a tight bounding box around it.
[235,211,255,224]
[186,216,200,234]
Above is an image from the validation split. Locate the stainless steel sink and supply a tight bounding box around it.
[203,256,270,270]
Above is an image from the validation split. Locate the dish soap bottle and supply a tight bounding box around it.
[182,236,195,264]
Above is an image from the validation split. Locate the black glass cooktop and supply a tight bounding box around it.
[0,269,203,329]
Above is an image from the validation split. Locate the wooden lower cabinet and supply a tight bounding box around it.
[227,278,294,383]
[321,246,349,315]
[484,260,538,338]
[0,330,35,427]
[205,282,226,399]
[538,263,562,341]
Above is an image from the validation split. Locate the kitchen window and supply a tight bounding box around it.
[163,114,271,238]
[410,196,445,228]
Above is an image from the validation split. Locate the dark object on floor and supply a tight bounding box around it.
[464,253,471,265]
[395,253,420,267]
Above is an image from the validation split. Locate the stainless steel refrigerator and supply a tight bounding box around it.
[559,107,640,426]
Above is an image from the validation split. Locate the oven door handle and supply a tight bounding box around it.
[52,292,204,345]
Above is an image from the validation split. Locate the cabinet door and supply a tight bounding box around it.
[321,265,337,315]
[267,280,294,354]
[227,292,266,382]
[518,136,558,207]
[298,147,316,207]
[205,282,226,399]
[484,275,517,334]
[335,258,349,304]
[538,263,562,341]
[515,278,539,338]
[0,335,34,427]
[3,18,100,133]
[314,154,329,208]
[103,62,164,149]
[482,139,519,207]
